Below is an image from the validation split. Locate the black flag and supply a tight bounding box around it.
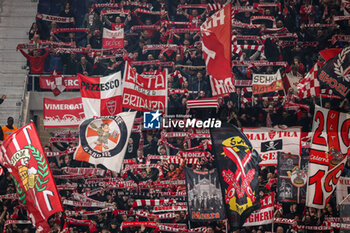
[318,47,350,99]
[210,124,261,230]
[185,167,225,222]
[277,152,309,203]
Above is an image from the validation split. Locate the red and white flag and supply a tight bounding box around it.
[78,72,122,118]
[74,112,136,173]
[0,123,63,232]
[102,27,124,49]
[186,98,219,109]
[297,64,320,99]
[122,62,167,113]
[43,97,85,128]
[200,4,234,97]
[306,106,350,209]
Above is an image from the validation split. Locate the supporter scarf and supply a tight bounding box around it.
[82,187,105,197]
[153,205,188,213]
[331,34,350,44]
[66,217,97,232]
[232,6,262,14]
[45,147,76,157]
[333,15,350,22]
[121,0,153,9]
[253,3,281,14]
[231,20,259,29]
[63,199,111,208]
[161,21,193,27]
[123,164,164,178]
[304,23,339,28]
[49,137,78,144]
[52,28,90,34]
[0,193,17,199]
[36,13,75,23]
[100,9,130,17]
[16,41,75,50]
[123,158,137,164]
[142,44,179,54]
[63,167,106,176]
[231,60,288,67]
[251,16,276,27]
[168,89,188,95]
[131,199,176,208]
[134,8,167,15]
[53,174,86,179]
[91,3,121,10]
[130,60,161,66]
[131,25,161,31]
[232,45,264,58]
[66,207,114,217]
[57,184,77,191]
[135,210,176,219]
[166,28,200,35]
[54,129,79,136]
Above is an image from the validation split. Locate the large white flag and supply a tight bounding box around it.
[73,112,136,172]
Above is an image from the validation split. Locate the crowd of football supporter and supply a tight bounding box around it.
[1,0,350,232]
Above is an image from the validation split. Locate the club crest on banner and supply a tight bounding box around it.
[106,100,117,115]
[80,116,128,157]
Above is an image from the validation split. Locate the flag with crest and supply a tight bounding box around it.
[0,123,62,232]
[210,123,261,229]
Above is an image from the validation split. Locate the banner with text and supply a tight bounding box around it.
[43,98,85,128]
[186,167,225,222]
[252,70,284,95]
[242,127,302,166]
[122,62,167,113]
[306,106,350,209]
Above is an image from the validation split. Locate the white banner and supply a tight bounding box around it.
[242,127,301,166]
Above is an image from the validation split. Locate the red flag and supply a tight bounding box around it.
[0,123,63,231]
[201,4,234,97]
[102,27,124,49]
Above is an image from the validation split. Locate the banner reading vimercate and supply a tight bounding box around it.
[242,127,301,166]
[43,98,85,128]
[122,62,167,113]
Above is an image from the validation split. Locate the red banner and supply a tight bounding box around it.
[39,76,79,90]
[43,98,85,128]
[252,70,284,95]
[200,4,234,97]
[0,123,63,231]
[122,62,167,113]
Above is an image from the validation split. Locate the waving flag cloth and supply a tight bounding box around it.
[185,167,225,222]
[0,123,63,232]
[306,105,350,208]
[122,62,167,113]
[317,46,350,99]
[78,71,122,118]
[201,4,235,97]
[297,63,320,99]
[74,112,136,173]
[102,27,124,49]
[210,123,261,229]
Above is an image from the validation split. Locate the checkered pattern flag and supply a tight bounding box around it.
[297,63,320,99]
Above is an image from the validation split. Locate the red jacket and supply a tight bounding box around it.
[20,48,49,74]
